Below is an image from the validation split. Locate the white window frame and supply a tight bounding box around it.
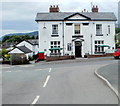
[74,24,80,35]
[50,41,60,54]
[96,24,102,35]
[94,40,104,53]
[52,24,58,35]
[67,43,72,51]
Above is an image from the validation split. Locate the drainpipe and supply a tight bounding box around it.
[91,34,93,54]
[62,21,65,55]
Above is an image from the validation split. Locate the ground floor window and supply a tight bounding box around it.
[67,43,72,51]
[50,41,61,54]
[94,40,104,53]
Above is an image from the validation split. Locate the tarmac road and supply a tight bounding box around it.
[1,58,119,104]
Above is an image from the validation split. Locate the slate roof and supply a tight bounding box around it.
[16,46,32,54]
[27,39,38,45]
[35,12,117,21]
[1,42,18,49]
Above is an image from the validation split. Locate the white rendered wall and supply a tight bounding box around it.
[38,21,64,56]
[16,41,39,55]
[38,19,116,57]
[16,41,33,51]
[9,48,24,54]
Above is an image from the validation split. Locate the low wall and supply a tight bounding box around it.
[10,53,29,65]
[46,55,75,62]
[87,53,113,58]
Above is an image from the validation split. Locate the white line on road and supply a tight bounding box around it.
[49,68,52,72]
[20,65,34,67]
[35,68,50,71]
[6,71,11,72]
[43,75,50,87]
[31,96,40,104]
[34,69,42,71]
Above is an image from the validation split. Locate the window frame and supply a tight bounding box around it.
[52,24,59,37]
[96,24,103,36]
[67,43,72,51]
[74,24,80,35]
[94,40,104,53]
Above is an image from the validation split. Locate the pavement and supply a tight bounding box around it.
[31,56,114,65]
[1,58,119,104]
[95,62,119,101]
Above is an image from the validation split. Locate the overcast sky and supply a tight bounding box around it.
[0,0,120,36]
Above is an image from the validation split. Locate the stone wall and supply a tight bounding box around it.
[10,53,29,65]
[46,55,75,62]
[87,53,113,58]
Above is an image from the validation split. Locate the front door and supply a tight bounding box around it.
[75,41,82,57]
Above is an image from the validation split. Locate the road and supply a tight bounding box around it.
[1,58,119,104]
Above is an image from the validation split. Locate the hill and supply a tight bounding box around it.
[0,31,38,41]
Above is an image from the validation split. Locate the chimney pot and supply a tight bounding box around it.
[49,5,60,12]
[92,5,98,12]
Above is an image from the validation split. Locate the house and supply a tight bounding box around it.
[8,45,32,59]
[35,5,117,58]
[1,42,18,50]
[15,39,39,56]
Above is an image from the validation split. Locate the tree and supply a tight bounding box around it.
[36,35,39,39]
[31,35,35,39]
[2,35,31,43]
[115,28,120,34]
[2,36,11,42]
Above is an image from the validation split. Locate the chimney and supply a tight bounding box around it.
[49,5,59,12]
[92,5,98,12]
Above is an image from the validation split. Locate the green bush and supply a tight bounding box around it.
[115,28,120,34]
[0,49,10,61]
[28,56,34,61]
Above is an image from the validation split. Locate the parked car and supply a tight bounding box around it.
[113,48,120,59]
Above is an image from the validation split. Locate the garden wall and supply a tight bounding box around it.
[46,55,75,62]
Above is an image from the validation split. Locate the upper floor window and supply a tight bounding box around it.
[52,24,58,35]
[74,24,80,34]
[96,24,102,36]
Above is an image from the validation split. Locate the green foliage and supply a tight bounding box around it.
[36,35,38,39]
[0,49,9,56]
[0,49,10,61]
[114,34,118,42]
[2,35,31,43]
[31,35,35,39]
[28,56,34,61]
[2,36,12,42]
[115,28,120,34]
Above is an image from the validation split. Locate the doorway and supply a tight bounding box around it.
[75,41,82,57]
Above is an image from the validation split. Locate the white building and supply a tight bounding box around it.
[35,5,117,58]
[8,45,32,59]
[15,39,39,55]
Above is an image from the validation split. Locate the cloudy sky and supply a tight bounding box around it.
[0,0,120,36]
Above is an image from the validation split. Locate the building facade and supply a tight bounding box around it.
[35,5,117,57]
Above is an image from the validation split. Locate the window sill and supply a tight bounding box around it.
[94,52,105,54]
[96,34,103,36]
[51,35,59,37]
